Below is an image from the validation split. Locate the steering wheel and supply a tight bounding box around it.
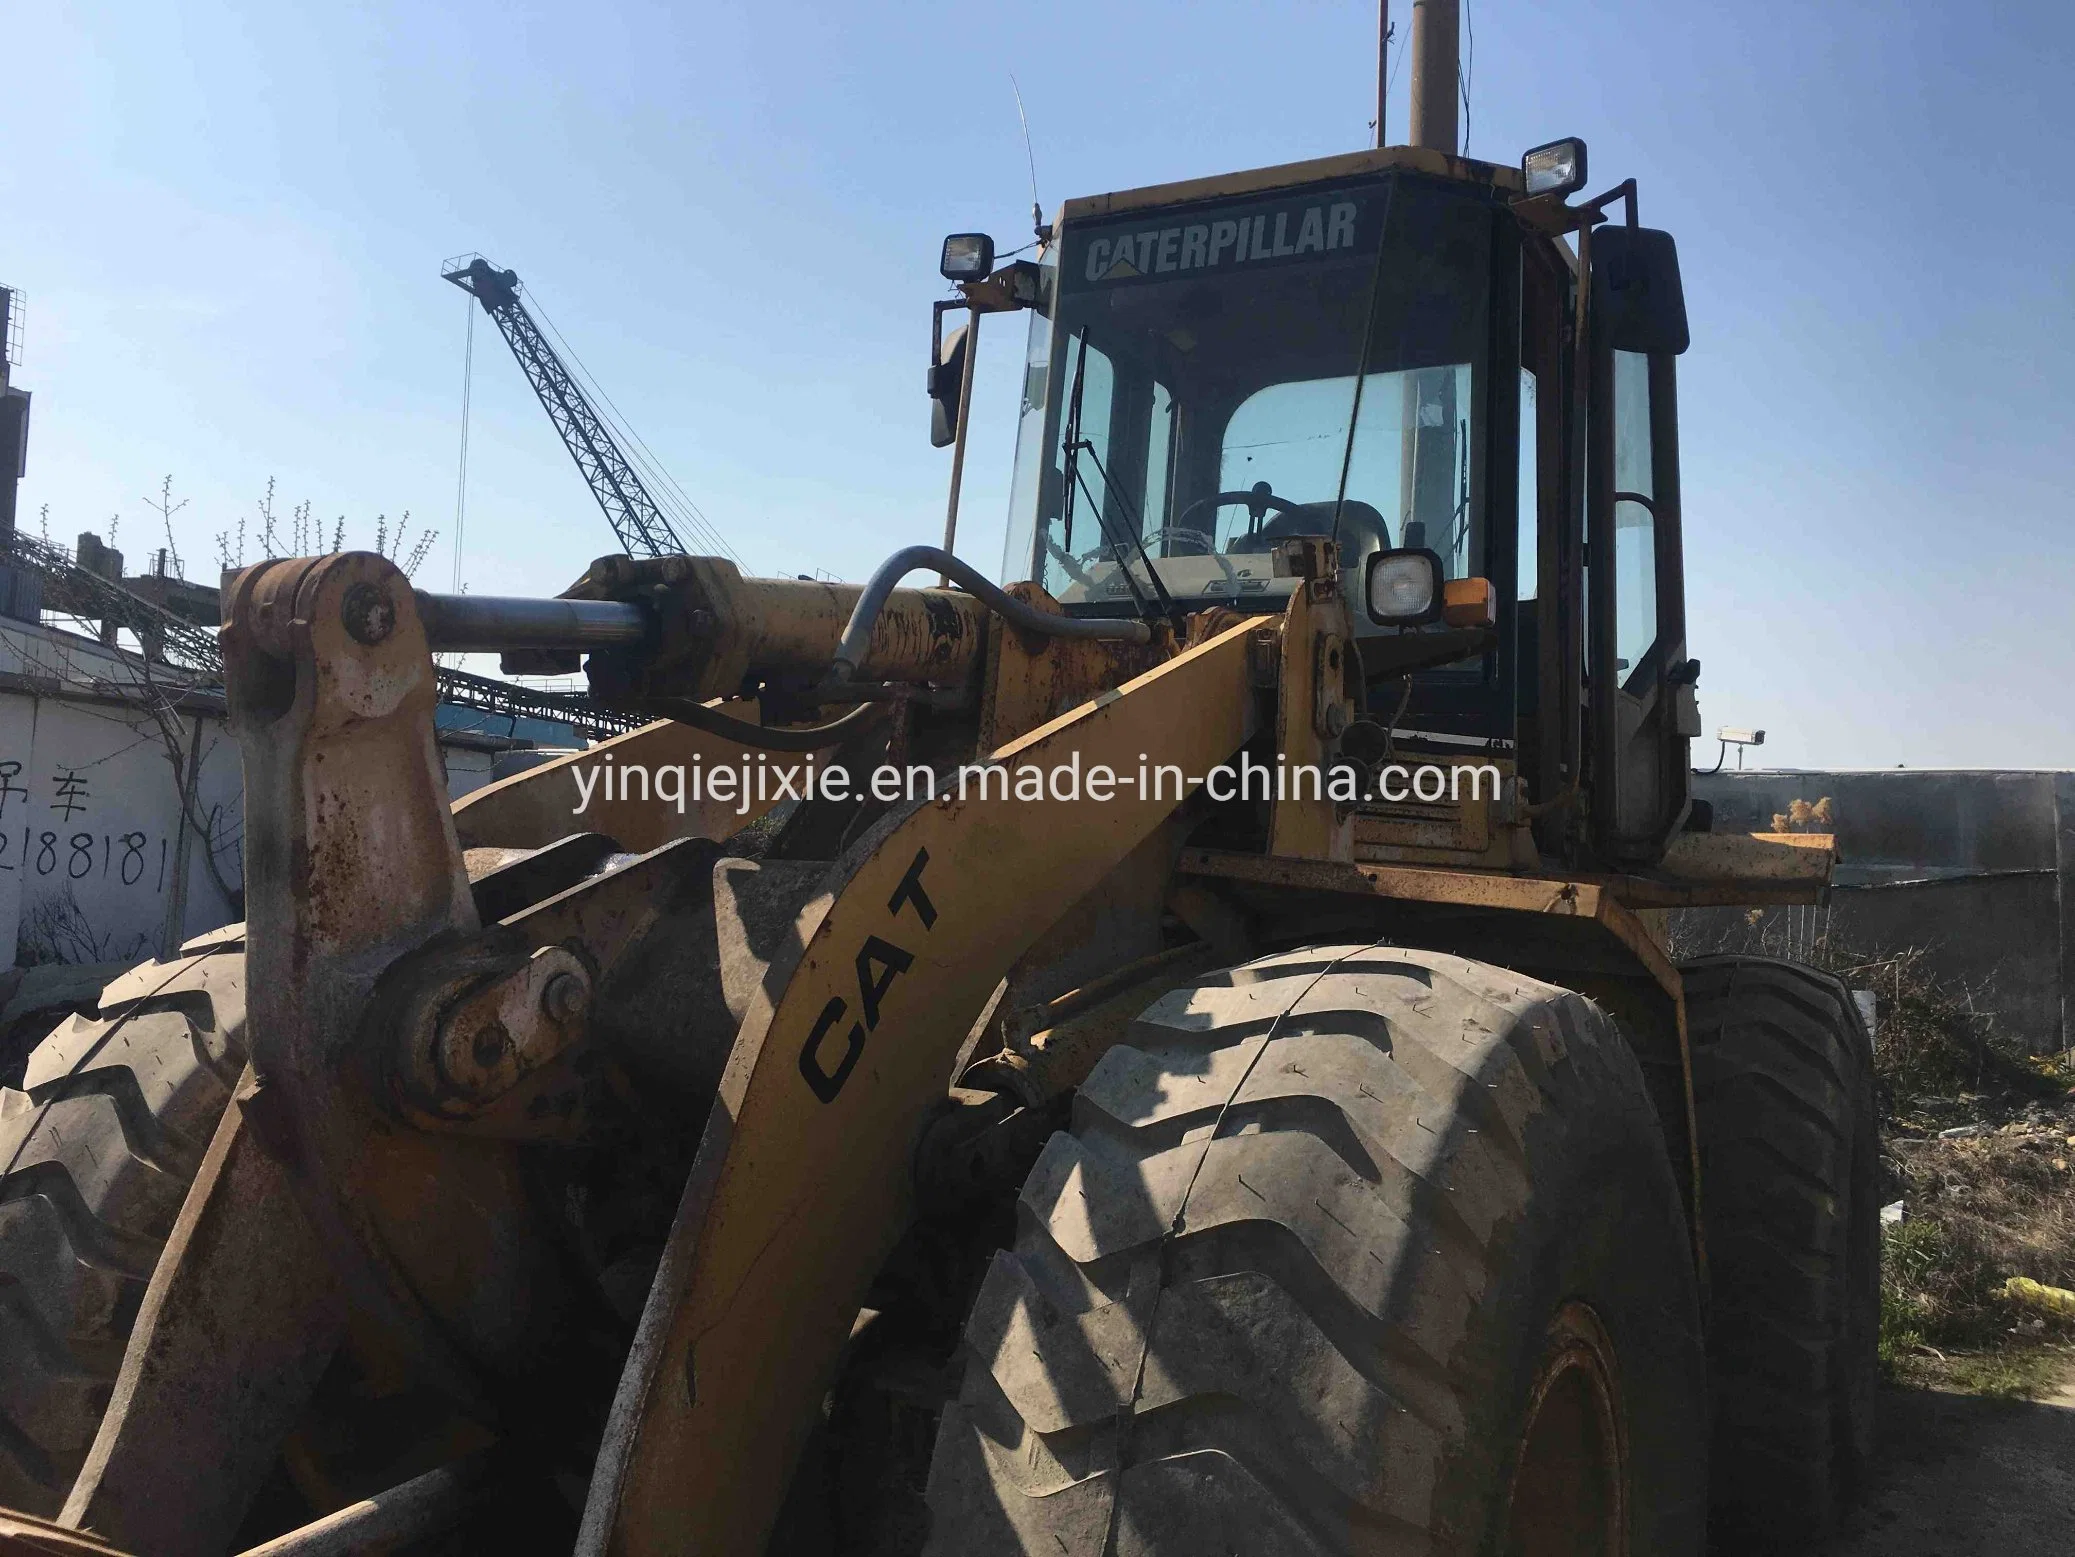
[1077,525,1215,564]
[1176,482,1301,538]
[1178,483,1395,565]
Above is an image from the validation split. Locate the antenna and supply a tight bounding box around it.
[1010,75,1049,245]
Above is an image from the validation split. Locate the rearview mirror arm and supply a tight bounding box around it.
[938,300,982,584]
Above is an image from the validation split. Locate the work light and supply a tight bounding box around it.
[1521,138,1587,199]
[1365,549,1442,626]
[939,234,995,282]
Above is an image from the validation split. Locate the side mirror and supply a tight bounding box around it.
[1593,226,1689,356]
[928,312,968,449]
[1365,548,1443,625]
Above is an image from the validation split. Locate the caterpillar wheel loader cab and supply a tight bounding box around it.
[982,139,1698,870]
[0,126,1872,1557]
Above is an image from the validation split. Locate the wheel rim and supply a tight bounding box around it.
[1502,1301,1628,1557]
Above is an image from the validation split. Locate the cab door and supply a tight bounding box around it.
[1585,226,1697,864]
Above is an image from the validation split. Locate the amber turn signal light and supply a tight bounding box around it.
[1441,577,1496,629]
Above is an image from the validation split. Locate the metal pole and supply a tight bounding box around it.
[1408,0,1459,154]
[1376,1,1390,148]
[939,305,982,586]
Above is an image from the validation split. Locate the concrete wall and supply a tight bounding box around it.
[1685,770,2073,1053]
[0,687,241,965]
[0,615,526,968]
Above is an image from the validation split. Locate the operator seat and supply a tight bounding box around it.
[1225,499,1393,567]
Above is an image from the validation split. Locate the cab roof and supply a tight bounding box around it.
[1058,144,1523,226]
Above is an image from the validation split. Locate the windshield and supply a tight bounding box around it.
[1003,172,1496,626]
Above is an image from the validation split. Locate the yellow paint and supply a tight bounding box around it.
[1266,580,1354,862]
[451,705,816,853]
[587,619,1260,1556]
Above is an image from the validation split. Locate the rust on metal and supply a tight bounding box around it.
[1176,847,1684,1003]
[382,839,727,1140]
[222,551,584,1427]
[964,940,1229,1107]
[451,705,815,854]
[58,1076,345,1556]
[1499,1299,1628,1554]
[976,581,1173,752]
[1650,829,1835,900]
[575,555,992,705]
[1265,577,1353,863]
[416,946,590,1111]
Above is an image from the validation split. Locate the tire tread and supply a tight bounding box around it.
[1684,952,1876,1544]
[926,946,1695,1555]
[0,949,246,1516]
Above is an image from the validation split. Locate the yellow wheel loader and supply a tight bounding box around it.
[0,77,1872,1557]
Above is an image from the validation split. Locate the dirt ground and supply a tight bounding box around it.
[1819,1372,2075,1555]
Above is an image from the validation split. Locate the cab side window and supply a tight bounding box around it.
[1611,349,1655,683]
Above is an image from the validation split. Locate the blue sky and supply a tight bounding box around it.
[6,1,2071,768]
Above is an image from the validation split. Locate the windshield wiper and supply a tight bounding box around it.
[1069,440,1187,631]
[1059,330,1089,558]
[1449,416,1471,557]
[1060,331,1182,630]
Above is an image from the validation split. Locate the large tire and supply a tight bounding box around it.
[924,944,1708,1555]
[1683,955,1877,1546]
[0,946,247,1516]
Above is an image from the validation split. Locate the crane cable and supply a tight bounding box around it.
[452,293,475,592]
[540,297,724,557]
[527,291,741,564]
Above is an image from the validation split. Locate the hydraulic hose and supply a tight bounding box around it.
[829,545,1151,682]
[652,698,885,753]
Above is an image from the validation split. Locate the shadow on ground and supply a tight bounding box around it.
[1818,1384,2075,1555]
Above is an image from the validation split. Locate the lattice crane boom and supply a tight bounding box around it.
[442,254,689,560]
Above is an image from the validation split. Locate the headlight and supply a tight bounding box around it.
[1521,137,1587,199]
[1365,549,1442,625]
[939,233,995,282]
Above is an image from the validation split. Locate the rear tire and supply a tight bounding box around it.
[1683,955,1878,1546]
[924,944,1708,1555]
[0,946,247,1515]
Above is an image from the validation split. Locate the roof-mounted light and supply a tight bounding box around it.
[1521,138,1588,200]
[939,233,995,282]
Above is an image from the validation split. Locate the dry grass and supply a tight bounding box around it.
[1885,1339,2075,1400]
[1879,1128,2075,1397]
[1841,945,2070,1109]
[1850,944,2075,1400]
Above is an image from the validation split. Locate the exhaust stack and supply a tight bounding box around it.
[1407,0,1460,154]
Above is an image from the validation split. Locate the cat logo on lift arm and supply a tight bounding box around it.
[797,847,937,1103]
